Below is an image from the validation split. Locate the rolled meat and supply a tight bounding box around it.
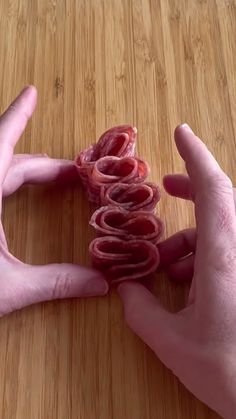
[87,156,149,204]
[100,182,160,212]
[90,205,163,244]
[74,123,163,286]
[89,236,160,284]
[75,125,137,185]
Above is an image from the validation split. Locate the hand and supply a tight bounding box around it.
[118,124,236,418]
[0,86,108,316]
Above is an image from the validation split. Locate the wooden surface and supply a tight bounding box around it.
[0,0,235,418]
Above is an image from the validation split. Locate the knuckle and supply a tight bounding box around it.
[52,271,73,299]
[208,170,232,191]
[222,172,233,188]
[210,245,236,278]
[221,247,236,267]
[205,173,234,233]
[8,103,30,125]
[217,206,233,233]
[8,103,18,113]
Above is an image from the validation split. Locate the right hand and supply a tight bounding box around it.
[119,124,236,418]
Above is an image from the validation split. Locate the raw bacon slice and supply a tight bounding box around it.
[92,125,137,160]
[92,156,149,184]
[90,206,163,244]
[74,123,163,285]
[75,125,137,185]
[100,182,160,212]
[89,236,160,284]
[87,156,149,204]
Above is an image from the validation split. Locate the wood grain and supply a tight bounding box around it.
[0,0,235,417]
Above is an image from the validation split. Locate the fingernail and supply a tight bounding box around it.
[84,275,109,296]
[181,123,194,134]
[20,85,37,99]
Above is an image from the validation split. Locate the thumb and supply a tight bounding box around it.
[11,263,108,311]
[118,282,177,368]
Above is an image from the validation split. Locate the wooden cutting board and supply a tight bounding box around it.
[0,1,235,418]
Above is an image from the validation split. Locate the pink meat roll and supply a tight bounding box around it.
[75,125,137,185]
[87,156,149,204]
[100,182,160,212]
[89,236,160,284]
[90,206,163,244]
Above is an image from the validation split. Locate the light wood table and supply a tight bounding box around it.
[0,1,235,418]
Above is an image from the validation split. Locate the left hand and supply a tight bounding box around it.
[0,85,108,316]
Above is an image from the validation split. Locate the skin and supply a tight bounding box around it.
[0,86,108,315]
[119,124,236,418]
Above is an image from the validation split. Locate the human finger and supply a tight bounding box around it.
[167,254,194,282]
[163,174,193,200]
[164,173,236,209]
[158,228,196,266]
[3,262,109,315]
[3,156,78,197]
[174,125,236,252]
[0,86,37,185]
[118,282,178,367]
